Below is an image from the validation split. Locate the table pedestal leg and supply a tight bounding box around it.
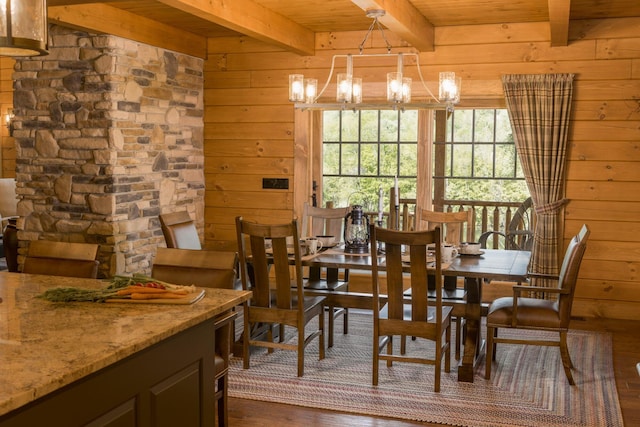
[458,277,483,382]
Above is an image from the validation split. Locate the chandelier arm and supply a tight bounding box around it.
[315,54,340,100]
[310,52,444,104]
[413,54,440,103]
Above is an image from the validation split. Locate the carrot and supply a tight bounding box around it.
[116,286,169,296]
[130,292,187,300]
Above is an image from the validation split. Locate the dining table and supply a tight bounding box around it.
[300,245,531,383]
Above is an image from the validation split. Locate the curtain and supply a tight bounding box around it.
[502,74,575,278]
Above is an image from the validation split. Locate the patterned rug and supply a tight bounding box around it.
[228,312,623,426]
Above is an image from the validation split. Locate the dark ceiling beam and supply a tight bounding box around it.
[350,0,435,52]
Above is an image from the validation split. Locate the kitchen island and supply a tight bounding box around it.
[0,272,251,426]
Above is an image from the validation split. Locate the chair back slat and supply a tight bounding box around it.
[152,248,237,289]
[301,202,348,239]
[159,211,202,250]
[23,241,100,278]
[27,240,98,260]
[371,225,443,324]
[236,217,304,311]
[416,209,473,244]
[557,224,590,325]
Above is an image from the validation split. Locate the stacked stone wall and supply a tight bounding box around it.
[12,25,204,277]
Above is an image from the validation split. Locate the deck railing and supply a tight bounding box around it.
[365,198,533,249]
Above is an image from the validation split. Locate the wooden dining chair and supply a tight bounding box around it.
[300,202,350,347]
[479,197,535,251]
[22,240,100,278]
[414,208,474,359]
[485,224,590,385]
[235,216,326,377]
[159,210,202,250]
[151,247,238,427]
[371,225,452,392]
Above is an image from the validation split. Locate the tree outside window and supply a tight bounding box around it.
[321,108,528,217]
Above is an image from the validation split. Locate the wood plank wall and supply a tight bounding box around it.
[205,17,640,321]
[0,57,15,178]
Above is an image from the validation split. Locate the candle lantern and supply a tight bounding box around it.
[343,205,370,254]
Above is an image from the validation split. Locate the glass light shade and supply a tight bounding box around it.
[304,78,317,103]
[387,72,403,102]
[439,72,461,103]
[352,77,362,104]
[0,0,48,57]
[289,74,304,102]
[337,73,352,103]
[402,77,412,103]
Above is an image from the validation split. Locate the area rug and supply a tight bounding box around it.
[228,312,623,427]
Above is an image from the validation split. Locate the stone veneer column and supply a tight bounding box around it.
[11,25,205,278]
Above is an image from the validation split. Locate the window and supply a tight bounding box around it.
[322,109,419,212]
[433,109,528,205]
[319,108,528,217]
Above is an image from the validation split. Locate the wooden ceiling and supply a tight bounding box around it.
[46,0,640,57]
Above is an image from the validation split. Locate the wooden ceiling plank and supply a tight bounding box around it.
[155,0,315,56]
[350,0,435,52]
[548,0,571,46]
[48,4,207,58]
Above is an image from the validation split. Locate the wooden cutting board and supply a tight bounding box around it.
[105,289,206,305]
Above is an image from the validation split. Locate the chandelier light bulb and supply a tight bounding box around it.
[402,77,412,103]
[439,72,460,102]
[337,73,353,103]
[304,78,317,103]
[387,72,403,102]
[352,78,363,104]
[289,74,304,102]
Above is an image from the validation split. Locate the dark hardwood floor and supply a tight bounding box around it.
[228,317,640,426]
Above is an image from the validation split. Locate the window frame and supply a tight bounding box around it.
[312,109,433,212]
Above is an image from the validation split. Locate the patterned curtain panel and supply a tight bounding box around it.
[502,74,575,278]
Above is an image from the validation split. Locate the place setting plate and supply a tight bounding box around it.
[459,250,485,257]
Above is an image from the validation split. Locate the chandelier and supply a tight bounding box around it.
[288,9,460,111]
[0,0,49,57]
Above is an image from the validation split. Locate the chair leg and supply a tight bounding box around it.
[491,328,497,360]
[559,331,575,385]
[327,305,335,348]
[434,342,441,393]
[343,307,348,334]
[297,326,305,377]
[445,323,451,373]
[485,326,494,380]
[268,326,275,354]
[454,316,461,360]
[373,334,379,386]
[243,311,251,370]
[319,308,325,360]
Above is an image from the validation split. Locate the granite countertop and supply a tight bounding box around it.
[0,272,251,417]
